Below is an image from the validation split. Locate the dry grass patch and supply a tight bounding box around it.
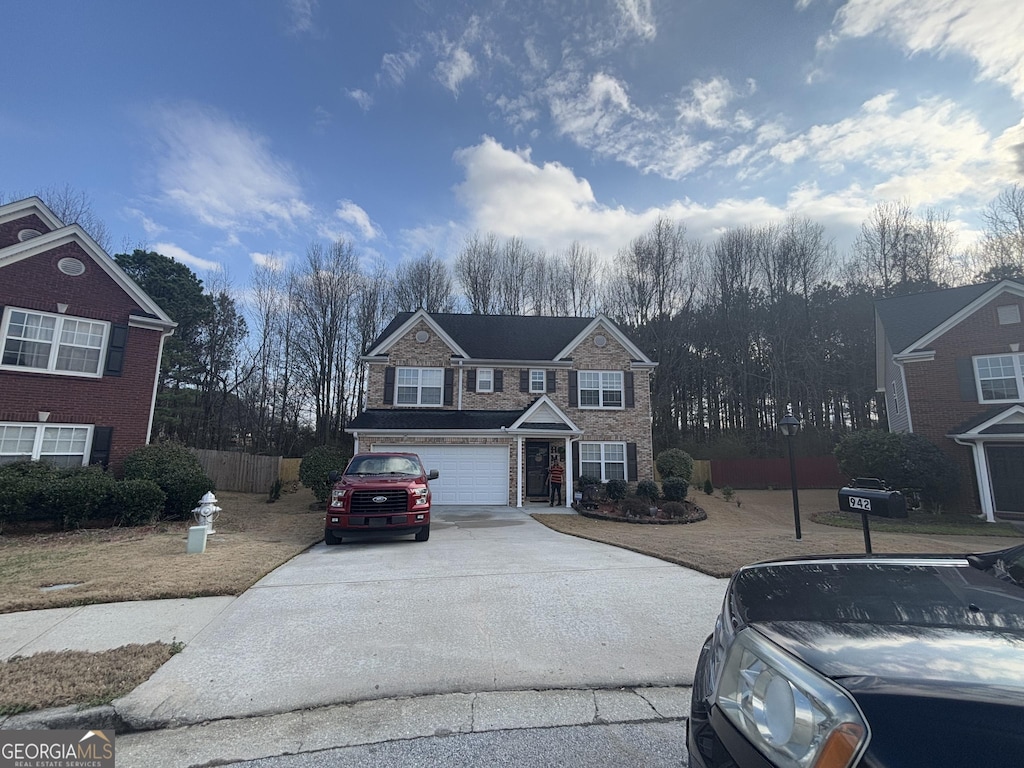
[535,489,1024,578]
[0,642,180,715]
[0,488,324,614]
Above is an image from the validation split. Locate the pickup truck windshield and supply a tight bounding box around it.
[345,456,422,476]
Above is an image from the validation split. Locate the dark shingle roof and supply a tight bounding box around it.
[370,313,599,360]
[348,409,524,431]
[875,282,1002,353]
[948,405,1024,436]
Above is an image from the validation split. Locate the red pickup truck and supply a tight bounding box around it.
[324,452,438,545]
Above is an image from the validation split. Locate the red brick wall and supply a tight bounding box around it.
[0,214,54,249]
[903,291,1024,513]
[0,242,166,474]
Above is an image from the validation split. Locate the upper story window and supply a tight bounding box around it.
[0,423,92,468]
[395,367,443,406]
[578,371,624,408]
[1,308,108,377]
[975,354,1024,402]
[476,368,493,393]
[529,369,546,393]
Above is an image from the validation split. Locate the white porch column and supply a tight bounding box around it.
[963,439,996,522]
[516,435,524,508]
[564,437,574,508]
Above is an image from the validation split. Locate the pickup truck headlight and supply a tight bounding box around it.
[330,488,348,506]
[716,628,869,768]
[411,486,429,506]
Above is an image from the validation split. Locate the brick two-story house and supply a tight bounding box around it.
[875,279,1024,521]
[346,310,658,506]
[0,197,176,473]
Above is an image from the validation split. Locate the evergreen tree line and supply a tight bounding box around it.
[105,186,1024,459]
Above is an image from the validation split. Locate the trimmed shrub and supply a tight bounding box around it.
[43,467,117,529]
[112,478,167,526]
[635,479,660,502]
[299,445,351,503]
[662,476,689,502]
[656,449,694,482]
[0,461,63,529]
[123,443,214,519]
[577,474,602,488]
[834,430,960,509]
[606,478,628,501]
[703,478,714,495]
[661,501,707,523]
[619,496,653,516]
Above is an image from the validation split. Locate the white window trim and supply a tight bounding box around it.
[0,422,94,467]
[0,307,109,378]
[974,353,1024,404]
[529,369,547,393]
[577,370,625,409]
[394,366,445,407]
[580,441,627,482]
[476,368,494,393]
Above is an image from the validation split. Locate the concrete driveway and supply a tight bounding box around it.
[117,506,728,729]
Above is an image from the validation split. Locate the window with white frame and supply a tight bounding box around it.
[476,368,493,393]
[395,367,444,406]
[1,309,108,376]
[580,442,626,481]
[975,354,1024,402]
[578,371,623,408]
[530,369,546,393]
[0,424,92,468]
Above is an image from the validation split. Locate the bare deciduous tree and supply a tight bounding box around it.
[393,250,455,312]
[454,232,499,314]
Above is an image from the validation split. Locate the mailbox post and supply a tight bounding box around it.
[838,481,908,554]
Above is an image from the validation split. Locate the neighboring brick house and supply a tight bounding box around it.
[347,310,658,506]
[0,197,176,474]
[875,279,1024,521]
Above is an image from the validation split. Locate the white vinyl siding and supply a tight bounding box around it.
[1,308,107,377]
[578,371,623,408]
[395,367,444,406]
[580,442,626,482]
[0,423,92,468]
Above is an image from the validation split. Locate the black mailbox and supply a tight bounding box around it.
[838,486,907,519]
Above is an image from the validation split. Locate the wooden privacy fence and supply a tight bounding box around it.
[708,456,848,490]
[192,449,283,494]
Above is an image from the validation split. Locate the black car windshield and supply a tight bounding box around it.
[345,456,422,476]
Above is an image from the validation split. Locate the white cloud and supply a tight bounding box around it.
[287,0,316,34]
[820,0,1024,101]
[148,102,312,234]
[379,50,420,86]
[153,241,222,273]
[436,46,476,95]
[615,0,657,41]
[125,208,166,237]
[678,77,740,129]
[250,251,288,270]
[347,89,373,111]
[332,200,379,240]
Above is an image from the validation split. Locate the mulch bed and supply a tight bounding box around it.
[576,500,708,525]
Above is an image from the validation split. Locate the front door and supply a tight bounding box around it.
[525,441,550,498]
[988,445,1024,514]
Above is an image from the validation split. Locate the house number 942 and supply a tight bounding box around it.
[848,496,871,511]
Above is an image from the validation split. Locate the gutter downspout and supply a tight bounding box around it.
[955,437,995,522]
[146,328,175,443]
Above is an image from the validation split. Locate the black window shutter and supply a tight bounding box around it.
[520,369,529,392]
[569,371,578,406]
[444,369,454,405]
[383,367,395,404]
[547,370,556,393]
[104,324,129,376]
[467,369,477,390]
[494,370,503,391]
[624,371,635,408]
[955,358,977,401]
[626,442,638,481]
[89,427,113,468]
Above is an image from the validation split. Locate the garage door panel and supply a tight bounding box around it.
[373,444,508,505]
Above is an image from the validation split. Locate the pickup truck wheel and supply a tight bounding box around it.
[324,529,342,545]
[415,524,430,542]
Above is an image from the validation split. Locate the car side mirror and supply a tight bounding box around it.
[428,469,439,480]
[328,470,339,483]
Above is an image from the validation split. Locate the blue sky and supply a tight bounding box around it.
[3,0,1023,284]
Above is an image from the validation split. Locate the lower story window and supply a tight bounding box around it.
[0,423,92,468]
[580,441,626,481]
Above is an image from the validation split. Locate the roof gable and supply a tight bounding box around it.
[366,312,652,362]
[0,196,64,231]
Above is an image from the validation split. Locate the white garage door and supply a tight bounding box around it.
[373,445,509,505]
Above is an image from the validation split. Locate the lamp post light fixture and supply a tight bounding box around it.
[780,407,802,541]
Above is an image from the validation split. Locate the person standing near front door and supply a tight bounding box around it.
[547,459,564,506]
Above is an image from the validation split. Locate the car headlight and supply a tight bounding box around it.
[716,628,869,768]
[330,488,347,506]
[411,486,429,505]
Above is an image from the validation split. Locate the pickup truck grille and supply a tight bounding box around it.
[350,489,409,515]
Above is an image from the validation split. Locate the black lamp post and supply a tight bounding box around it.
[780,407,802,541]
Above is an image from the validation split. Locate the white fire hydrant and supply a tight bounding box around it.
[192,491,221,535]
